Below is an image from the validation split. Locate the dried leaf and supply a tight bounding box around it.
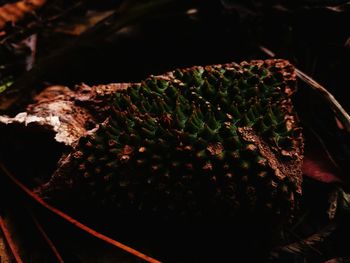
[0,233,12,263]
[0,0,46,30]
[0,210,59,262]
[271,223,336,257]
[303,156,341,184]
[324,258,344,263]
[54,10,114,36]
[338,188,350,212]
[327,189,339,220]
[0,216,22,262]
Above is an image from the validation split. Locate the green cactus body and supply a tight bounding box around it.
[39,59,303,223]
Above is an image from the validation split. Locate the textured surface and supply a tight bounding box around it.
[39,59,303,223]
[0,84,131,147]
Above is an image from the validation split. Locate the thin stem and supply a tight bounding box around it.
[29,210,65,263]
[0,215,24,263]
[295,68,350,132]
[0,163,162,263]
[259,46,350,133]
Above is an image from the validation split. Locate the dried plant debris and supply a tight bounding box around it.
[221,0,350,14]
[0,83,131,146]
[270,223,337,260]
[0,0,47,30]
[34,59,304,228]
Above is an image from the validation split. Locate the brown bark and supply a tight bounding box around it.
[0,83,132,146]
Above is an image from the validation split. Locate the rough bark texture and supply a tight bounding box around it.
[0,83,131,146]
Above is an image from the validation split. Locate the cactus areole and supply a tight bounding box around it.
[39,59,303,224]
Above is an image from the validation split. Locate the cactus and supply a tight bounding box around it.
[39,59,303,223]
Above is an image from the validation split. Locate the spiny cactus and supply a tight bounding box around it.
[39,59,303,223]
